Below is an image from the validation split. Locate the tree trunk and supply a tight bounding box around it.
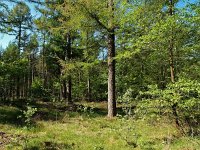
[67,76,72,104]
[87,75,91,101]
[16,23,22,99]
[168,0,181,130]
[107,0,116,118]
[28,54,32,97]
[22,75,25,99]
[66,33,72,104]
[62,79,67,101]
[42,33,46,87]
[169,0,175,83]
[86,32,91,102]
[16,77,20,99]
[169,41,175,83]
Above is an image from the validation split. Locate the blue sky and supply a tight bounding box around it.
[0,0,197,49]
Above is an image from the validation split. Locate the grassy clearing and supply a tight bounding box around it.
[0,102,199,150]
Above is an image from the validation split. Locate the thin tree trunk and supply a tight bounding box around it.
[86,32,91,102]
[169,0,175,83]
[42,33,46,87]
[159,65,166,89]
[16,77,20,99]
[62,79,67,101]
[59,81,62,101]
[87,75,91,101]
[9,84,12,100]
[67,76,72,104]
[22,75,26,99]
[32,61,34,85]
[28,54,32,97]
[66,33,72,104]
[168,0,181,130]
[12,78,14,100]
[16,23,22,100]
[18,23,21,55]
[107,0,116,118]
[169,42,175,83]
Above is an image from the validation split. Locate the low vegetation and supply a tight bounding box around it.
[0,102,199,150]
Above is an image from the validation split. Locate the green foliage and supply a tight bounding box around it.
[2,103,199,150]
[77,105,94,116]
[118,88,135,117]
[31,78,50,101]
[7,2,32,32]
[0,0,200,145]
[18,105,37,127]
[136,78,200,135]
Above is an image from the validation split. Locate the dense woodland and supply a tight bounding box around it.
[0,0,200,149]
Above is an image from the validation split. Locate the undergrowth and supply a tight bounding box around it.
[0,103,199,150]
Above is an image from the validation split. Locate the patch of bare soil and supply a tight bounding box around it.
[0,131,23,149]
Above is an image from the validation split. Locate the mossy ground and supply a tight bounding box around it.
[0,102,199,150]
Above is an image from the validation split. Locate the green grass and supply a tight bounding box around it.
[0,102,199,150]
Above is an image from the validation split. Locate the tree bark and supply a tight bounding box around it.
[107,0,116,118]
[16,22,22,99]
[169,32,175,83]
[66,33,72,104]
[42,32,47,87]
[62,79,67,101]
[169,0,175,83]
[28,54,32,97]
[86,32,91,102]
[87,75,91,101]
[168,0,181,130]
[67,76,72,104]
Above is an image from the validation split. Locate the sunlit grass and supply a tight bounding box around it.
[0,103,199,150]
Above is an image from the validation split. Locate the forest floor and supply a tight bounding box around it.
[0,101,199,150]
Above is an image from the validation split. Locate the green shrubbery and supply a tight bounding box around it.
[118,88,135,117]
[18,105,37,127]
[31,78,51,101]
[119,78,200,135]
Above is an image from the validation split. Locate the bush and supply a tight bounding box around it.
[135,78,200,136]
[18,105,37,127]
[118,88,135,117]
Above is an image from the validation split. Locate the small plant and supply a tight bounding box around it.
[118,88,135,117]
[77,105,94,116]
[18,106,37,127]
[94,146,104,150]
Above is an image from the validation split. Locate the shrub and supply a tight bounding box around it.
[18,105,37,127]
[135,78,200,135]
[118,88,135,117]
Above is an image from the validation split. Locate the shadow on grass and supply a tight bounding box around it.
[0,105,21,125]
[33,104,107,121]
[74,104,126,118]
[0,99,127,124]
[33,103,127,121]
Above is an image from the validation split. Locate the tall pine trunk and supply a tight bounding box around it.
[86,32,91,102]
[62,80,67,101]
[67,76,72,104]
[87,75,91,101]
[67,33,72,104]
[107,0,116,118]
[42,33,46,87]
[16,22,22,99]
